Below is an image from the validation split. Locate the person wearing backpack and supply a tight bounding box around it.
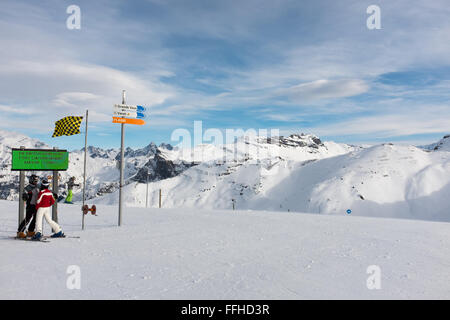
[17,174,40,238]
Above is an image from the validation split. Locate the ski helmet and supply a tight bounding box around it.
[29,174,39,185]
[41,178,50,189]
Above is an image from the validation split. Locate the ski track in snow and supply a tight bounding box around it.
[1,200,449,299]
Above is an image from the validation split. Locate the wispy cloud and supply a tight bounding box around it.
[0,104,30,114]
[278,79,369,103]
[308,103,450,138]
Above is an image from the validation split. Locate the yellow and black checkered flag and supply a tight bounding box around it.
[52,116,83,137]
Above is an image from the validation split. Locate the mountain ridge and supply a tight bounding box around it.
[1,129,449,222]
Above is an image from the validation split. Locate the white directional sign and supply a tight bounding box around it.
[113,111,146,119]
[113,104,146,113]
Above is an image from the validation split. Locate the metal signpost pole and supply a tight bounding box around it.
[112,92,147,224]
[118,90,126,226]
[52,147,58,223]
[146,167,149,208]
[52,171,58,223]
[18,146,25,229]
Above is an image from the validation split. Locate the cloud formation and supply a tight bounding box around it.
[281,79,369,102]
[0,0,449,147]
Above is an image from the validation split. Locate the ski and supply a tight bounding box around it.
[13,237,50,243]
[42,235,80,239]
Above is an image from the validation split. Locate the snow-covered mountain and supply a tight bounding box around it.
[1,129,449,222]
[0,129,197,202]
[422,135,450,152]
[96,140,450,222]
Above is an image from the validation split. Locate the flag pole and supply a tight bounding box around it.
[82,109,88,230]
[118,90,125,226]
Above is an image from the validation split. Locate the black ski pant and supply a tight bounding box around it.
[17,204,37,233]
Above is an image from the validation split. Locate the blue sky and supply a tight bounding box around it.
[0,0,449,150]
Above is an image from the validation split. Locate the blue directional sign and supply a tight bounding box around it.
[136,105,146,112]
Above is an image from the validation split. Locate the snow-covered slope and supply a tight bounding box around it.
[1,200,449,299]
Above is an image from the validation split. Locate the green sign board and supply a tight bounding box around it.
[11,149,69,171]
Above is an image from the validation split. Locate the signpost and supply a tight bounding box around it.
[113,92,148,226]
[12,148,69,229]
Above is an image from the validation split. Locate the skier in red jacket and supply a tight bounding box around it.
[32,179,64,240]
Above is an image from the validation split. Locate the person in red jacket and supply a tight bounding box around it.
[32,178,64,240]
